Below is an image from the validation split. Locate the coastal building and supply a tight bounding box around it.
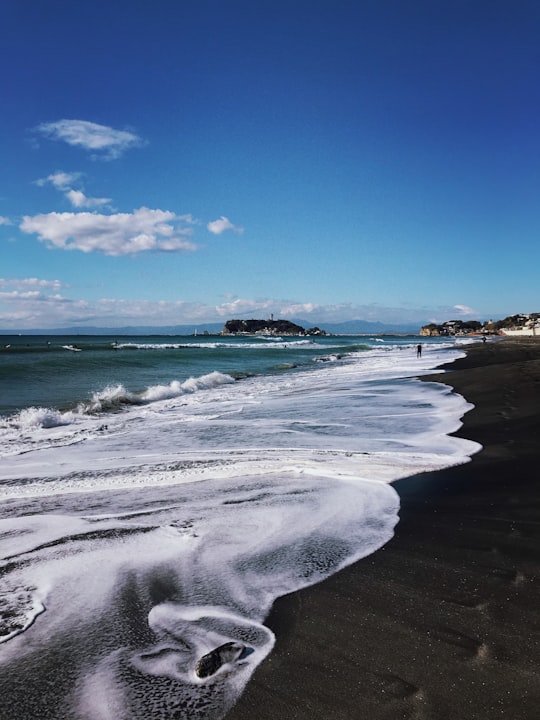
[500,324,539,337]
[499,314,539,336]
[420,313,540,337]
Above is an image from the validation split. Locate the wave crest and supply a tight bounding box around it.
[8,406,70,430]
[82,384,137,413]
[3,372,238,431]
[141,371,235,403]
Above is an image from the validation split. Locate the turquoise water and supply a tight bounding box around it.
[0,333,438,417]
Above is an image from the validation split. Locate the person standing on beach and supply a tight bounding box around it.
[417,344,422,357]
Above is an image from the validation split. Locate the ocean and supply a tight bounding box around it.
[0,333,480,719]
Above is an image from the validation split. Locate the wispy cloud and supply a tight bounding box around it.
[20,208,198,256]
[65,189,111,209]
[453,304,477,316]
[213,300,488,326]
[0,277,64,291]
[207,216,244,235]
[36,171,81,189]
[0,293,210,330]
[279,302,319,316]
[215,297,274,317]
[0,274,487,331]
[0,216,12,226]
[0,289,489,331]
[36,171,111,208]
[36,119,144,159]
[0,289,79,328]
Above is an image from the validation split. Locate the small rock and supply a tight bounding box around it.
[195,641,252,678]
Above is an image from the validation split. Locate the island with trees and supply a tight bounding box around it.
[221,319,327,336]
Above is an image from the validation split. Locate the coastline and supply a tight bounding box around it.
[226,338,540,720]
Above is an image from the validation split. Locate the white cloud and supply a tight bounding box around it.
[0,290,52,300]
[0,283,489,331]
[279,302,319,316]
[0,292,213,330]
[453,304,477,316]
[36,171,80,189]
[0,290,81,328]
[0,277,64,291]
[36,171,111,208]
[0,216,12,226]
[65,189,111,208]
[20,207,197,256]
[0,289,491,331]
[36,119,144,159]
[213,301,486,326]
[207,216,244,235]
[215,297,274,317]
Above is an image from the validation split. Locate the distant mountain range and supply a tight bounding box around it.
[0,319,423,335]
[309,320,421,335]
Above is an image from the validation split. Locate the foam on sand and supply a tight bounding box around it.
[0,472,399,719]
[0,342,480,719]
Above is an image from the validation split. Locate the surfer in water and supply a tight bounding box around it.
[417,344,422,358]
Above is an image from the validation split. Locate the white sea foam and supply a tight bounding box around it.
[78,372,236,412]
[0,583,45,644]
[115,339,317,350]
[0,372,238,444]
[5,406,71,430]
[0,342,480,719]
[140,371,235,402]
[85,383,137,412]
[0,471,399,718]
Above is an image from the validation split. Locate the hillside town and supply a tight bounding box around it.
[420,313,540,337]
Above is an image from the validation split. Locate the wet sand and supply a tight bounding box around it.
[226,338,540,720]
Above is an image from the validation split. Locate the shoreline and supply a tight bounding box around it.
[226,338,540,720]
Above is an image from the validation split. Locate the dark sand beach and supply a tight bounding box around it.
[226,338,540,720]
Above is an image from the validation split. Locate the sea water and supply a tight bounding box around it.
[0,334,480,719]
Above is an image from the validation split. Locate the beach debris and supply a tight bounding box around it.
[195,641,253,678]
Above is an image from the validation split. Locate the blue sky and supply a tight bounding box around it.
[1,0,539,330]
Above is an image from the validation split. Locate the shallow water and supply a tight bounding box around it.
[0,335,480,719]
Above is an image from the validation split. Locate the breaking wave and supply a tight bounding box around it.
[2,371,236,429]
[115,340,317,350]
[5,406,72,430]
